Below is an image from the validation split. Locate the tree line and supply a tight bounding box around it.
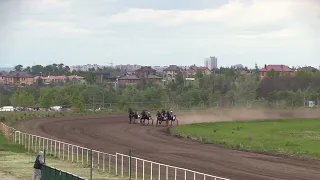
[1,64,319,110]
[13,63,118,85]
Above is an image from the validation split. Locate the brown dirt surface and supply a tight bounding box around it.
[16,108,320,180]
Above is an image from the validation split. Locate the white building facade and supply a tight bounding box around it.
[204,56,218,70]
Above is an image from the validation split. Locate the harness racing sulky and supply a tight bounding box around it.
[128,108,140,124]
[140,110,154,125]
[156,109,178,127]
[129,108,178,127]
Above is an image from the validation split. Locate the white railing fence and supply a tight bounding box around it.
[0,122,230,180]
[0,122,15,142]
[116,153,230,180]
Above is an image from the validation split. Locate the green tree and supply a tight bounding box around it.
[38,87,55,107]
[226,90,236,104]
[267,69,280,78]
[14,65,23,72]
[35,78,44,86]
[23,66,32,73]
[52,87,72,106]
[85,72,98,84]
[72,97,85,112]
[195,71,204,79]
[0,93,11,106]
[10,90,35,107]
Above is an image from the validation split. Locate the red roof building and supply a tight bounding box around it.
[259,64,294,80]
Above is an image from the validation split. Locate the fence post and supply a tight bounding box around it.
[129,149,132,180]
[82,148,84,165]
[72,145,74,162]
[28,135,30,152]
[115,153,118,175]
[14,131,16,144]
[44,149,46,164]
[143,160,145,180]
[42,138,45,152]
[121,155,123,177]
[35,136,37,152]
[90,149,93,180]
[24,134,27,149]
[12,130,14,143]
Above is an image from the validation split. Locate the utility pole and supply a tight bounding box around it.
[102,91,105,109]
[92,94,96,110]
[92,94,95,110]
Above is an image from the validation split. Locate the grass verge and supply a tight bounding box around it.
[0,133,124,180]
[171,118,320,159]
[0,110,115,126]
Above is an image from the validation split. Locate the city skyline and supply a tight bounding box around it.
[2,62,319,73]
[0,0,319,68]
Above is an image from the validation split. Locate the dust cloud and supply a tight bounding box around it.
[175,108,320,125]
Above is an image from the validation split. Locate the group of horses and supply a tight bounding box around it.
[128,108,178,127]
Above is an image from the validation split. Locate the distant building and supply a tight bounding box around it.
[34,75,85,84]
[69,64,106,72]
[204,56,218,70]
[116,64,142,71]
[259,64,294,80]
[152,66,168,73]
[181,66,211,78]
[231,64,244,69]
[99,70,128,83]
[0,72,34,86]
[297,66,317,71]
[118,75,162,85]
[190,66,211,75]
[163,65,182,78]
[118,66,162,85]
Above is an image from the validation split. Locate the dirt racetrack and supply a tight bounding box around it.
[16,108,320,180]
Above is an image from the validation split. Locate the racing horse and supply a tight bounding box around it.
[140,110,153,125]
[128,108,139,124]
[166,111,178,126]
[161,109,166,119]
[156,111,167,127]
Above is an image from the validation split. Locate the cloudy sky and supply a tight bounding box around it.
[0,0,319,68]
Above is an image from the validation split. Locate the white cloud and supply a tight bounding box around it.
[8,20,99,39]
[31,21,89,34]
[235,28,298,39]
[41,0,71,8]
[1,0,319,67]
[109,0,319,29]
[108,0,293,27]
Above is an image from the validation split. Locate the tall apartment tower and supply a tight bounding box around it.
[204,56,218,70]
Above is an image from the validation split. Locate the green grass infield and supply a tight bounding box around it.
[171,118,320,159]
